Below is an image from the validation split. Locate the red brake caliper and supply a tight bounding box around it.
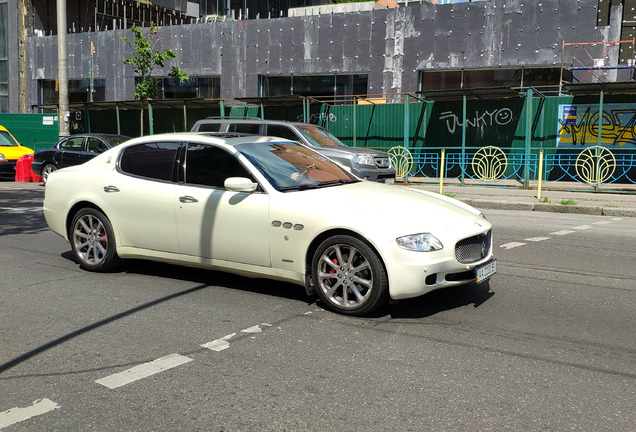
[329,258,338,274]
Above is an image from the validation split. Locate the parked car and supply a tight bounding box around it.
[190,118,396,184]
[32,133,130,184]
[0,125,34,179]
[43,132,495,316]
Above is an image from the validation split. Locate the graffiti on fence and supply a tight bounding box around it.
[439,108,514,134]
[296,112,338,124]
[557,104,636,148]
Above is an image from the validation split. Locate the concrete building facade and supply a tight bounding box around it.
[1,0,635,114]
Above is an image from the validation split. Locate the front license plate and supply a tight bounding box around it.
[476,260,496,283]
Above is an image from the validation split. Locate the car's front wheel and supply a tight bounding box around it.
[42,164,57,184]
[70,208,120,272]
[312,235,388,316]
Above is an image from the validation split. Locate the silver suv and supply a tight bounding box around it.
[190,118,395,184]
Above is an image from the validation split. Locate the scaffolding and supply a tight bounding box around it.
[559,39,636,95]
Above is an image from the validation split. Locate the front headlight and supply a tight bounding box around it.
[396,233,443,252]
[353,154,375,166]
[0,153,6,161]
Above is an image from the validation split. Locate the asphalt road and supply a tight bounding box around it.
[1,185,635,431]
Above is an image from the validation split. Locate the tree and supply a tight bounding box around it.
[122,23,189,136]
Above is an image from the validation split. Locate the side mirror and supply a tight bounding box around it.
[224,177,258,192]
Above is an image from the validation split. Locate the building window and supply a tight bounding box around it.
[160,77,220,99]
[419,67,569,91]
[39,79,106,104]
[133,77,220,99]
[258,74,368,100]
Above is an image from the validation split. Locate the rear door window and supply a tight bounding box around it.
[228,123,261,134]
[119,142,180,182]
[184,143,255,188]
[196,123,222,132]
[264,125,299,141]
[60,136,84,151]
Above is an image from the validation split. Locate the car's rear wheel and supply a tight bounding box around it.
[42,164,57,184]
[312,235,388,316]
[70,208,120,272]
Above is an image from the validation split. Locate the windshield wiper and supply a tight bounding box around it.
[278,184,321,192]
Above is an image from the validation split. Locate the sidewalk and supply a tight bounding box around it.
[404,178,636,217]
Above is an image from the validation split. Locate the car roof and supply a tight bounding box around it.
[64,133,130,138]
[122,132,297,148]
[195,118,312,127]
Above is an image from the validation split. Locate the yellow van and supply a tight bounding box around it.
[0,125,34,179]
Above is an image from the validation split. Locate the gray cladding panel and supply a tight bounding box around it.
[370,20,386,56]
[332,41,344,72]
[358,12,372,41]
[537,7,559,49]
[269,45,281,74]
[24,0,612,106]
[450,13,468,56]
[247,21,259,47]
[576,8,598,43]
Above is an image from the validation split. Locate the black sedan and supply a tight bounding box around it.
[32,133,130,184]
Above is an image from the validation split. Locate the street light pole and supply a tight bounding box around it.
[57,0,70,137]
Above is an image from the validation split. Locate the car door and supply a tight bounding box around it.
[60,136,86,168]
[175,142,270,267]
[100,142,181,253]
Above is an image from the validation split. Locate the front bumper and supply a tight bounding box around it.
[0,160,17,178]
[384,232,494,300]
[31,160,44,176]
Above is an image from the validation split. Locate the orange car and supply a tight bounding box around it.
[0,125,34,179]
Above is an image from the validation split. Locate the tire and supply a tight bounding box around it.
[312,235,388,316]
[70,208,121,272]
[42,164,57,185]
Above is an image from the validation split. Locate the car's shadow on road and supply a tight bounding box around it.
[62,253,495,319]
[379,282,495,319]
[64,255,312,304]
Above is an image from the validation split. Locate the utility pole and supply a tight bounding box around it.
[18,0,27,113]
[57,0,70,137]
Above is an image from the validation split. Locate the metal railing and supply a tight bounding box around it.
[388,146,636,193]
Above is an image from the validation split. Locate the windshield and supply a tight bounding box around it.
[236,141,358,192]
[0,131,19,147]
[106,136,130,147]
[296,125,348,148]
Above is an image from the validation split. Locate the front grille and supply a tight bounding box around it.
[374,157,391,169]
[455,230,491,264]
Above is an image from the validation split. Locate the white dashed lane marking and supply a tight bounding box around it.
[573,225,591,230]
[593,221,612,225]
[201,333,236,352]
[551,230,575,235]
[524,236,551,242]
[500,242,526,250]
[202,323,272,351]
[95,354,193,389]
[0,398,59,429]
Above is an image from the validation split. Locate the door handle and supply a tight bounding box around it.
[103,185,120,193]
[179,195,199,203]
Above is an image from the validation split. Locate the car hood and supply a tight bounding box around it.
[315,146,388,157]
[278,181,488,240]
[0,145,34,161]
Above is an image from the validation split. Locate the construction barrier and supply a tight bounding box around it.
[15,154,42,183]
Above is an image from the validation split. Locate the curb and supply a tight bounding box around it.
[461,199,636,217]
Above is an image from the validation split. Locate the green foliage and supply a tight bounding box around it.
[539,197,550,203]
[122,24,189,102]
[122,24,189,135]
[443,192,456,198]
[560,199,578,206]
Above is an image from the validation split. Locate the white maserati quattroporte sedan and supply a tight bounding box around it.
[43,132,495,315]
